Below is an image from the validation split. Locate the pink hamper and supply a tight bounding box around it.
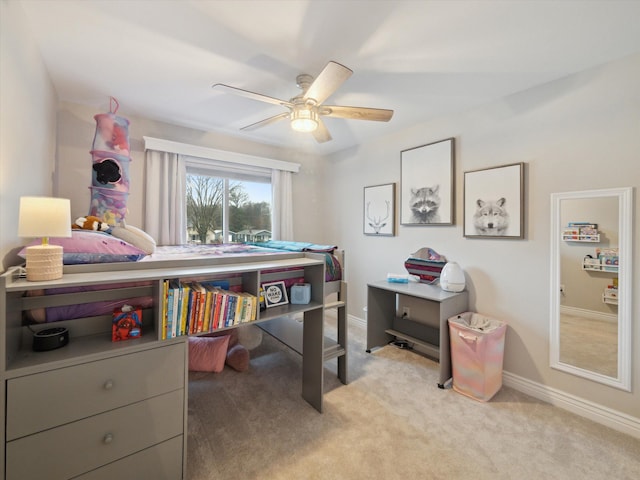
[448,312,507,401]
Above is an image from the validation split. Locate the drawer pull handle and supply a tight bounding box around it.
[103,380,114,390]
[103,433,114,444]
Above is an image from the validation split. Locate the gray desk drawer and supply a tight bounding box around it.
[6,341,185,440]
[6,389,184,480]
[73,435,184,480]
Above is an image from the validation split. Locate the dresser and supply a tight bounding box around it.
[5,342,186,479]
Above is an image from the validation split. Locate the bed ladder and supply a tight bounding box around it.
[323,281,348,384]
[258,281,348,385]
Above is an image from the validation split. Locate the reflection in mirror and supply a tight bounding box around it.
[550,187,632,391]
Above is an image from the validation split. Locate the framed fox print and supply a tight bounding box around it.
[463,162,525,239]
[400,138,454,226]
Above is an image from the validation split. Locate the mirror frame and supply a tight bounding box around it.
[550,187,633,391]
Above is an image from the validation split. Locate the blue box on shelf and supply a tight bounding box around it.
[290,283,311,304]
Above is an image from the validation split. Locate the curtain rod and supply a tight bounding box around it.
[143,136,300,173]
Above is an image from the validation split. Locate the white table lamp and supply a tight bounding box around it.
[18,196,72,281]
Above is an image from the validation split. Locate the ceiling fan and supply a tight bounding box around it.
[212,61,393,143]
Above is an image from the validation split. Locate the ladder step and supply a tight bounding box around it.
[324,344,346,361]
[325,300,345,309]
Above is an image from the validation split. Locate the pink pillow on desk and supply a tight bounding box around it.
[188,335,230,373]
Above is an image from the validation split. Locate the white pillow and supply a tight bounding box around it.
[111,223,156,254]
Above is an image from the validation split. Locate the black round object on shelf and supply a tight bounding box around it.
[33,327,69,352]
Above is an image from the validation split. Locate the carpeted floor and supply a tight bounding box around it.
[560,313,617,377]
[187,316,640,480]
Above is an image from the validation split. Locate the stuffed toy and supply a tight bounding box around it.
[72,215,112,233]
[93,158,122,185]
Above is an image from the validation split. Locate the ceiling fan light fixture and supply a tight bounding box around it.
[290,107,318,133]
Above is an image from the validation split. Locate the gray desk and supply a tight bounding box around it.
[367,280,468,388]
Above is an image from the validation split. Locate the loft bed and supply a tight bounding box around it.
[16,237,348,384]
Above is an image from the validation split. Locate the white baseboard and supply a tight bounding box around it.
[503,371,640,439]
[560,305,617,323]
[349,314,366,328]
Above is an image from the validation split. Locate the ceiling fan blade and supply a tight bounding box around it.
[303,61,353,105]
[321,105,394,122]
[312,118,332,143]
[240,112,289,131]
[212,84,291,108]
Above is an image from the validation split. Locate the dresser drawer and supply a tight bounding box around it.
[6,341,185,440]
[6,389,184,480]
[72,435,184,480]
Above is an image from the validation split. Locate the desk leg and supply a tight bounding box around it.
[366,286,395,352]
[438,313,452,389]
[302,308,324,412]
[336,294,348,384]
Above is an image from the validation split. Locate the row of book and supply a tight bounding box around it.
[161,279,258,339]
[563,222,599,240]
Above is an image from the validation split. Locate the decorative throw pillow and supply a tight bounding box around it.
[225,344,250,372]
[110,222,156,254]
[188,335,230,373]
[18,230,147,264]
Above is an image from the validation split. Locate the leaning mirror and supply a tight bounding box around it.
[550,187,632,391]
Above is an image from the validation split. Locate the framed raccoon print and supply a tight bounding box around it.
[364,183,395,236]
[400,138,454,226]
[463,162,525,239]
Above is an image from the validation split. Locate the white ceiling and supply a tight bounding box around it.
[19,0,640,155]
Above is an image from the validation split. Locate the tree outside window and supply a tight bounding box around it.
[186,174,271,244]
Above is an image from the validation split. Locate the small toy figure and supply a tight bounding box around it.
[72,215,111,232]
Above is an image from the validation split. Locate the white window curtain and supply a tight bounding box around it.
[271,169,293,240]
[143,137,299,245]
[144,150,186,245]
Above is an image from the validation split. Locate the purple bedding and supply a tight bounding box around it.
[25,282,154,323]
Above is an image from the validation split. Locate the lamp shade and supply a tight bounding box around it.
[440,261,466,292]
[18,197,71,281]
[290,107,318,132]
[18,197,72,239]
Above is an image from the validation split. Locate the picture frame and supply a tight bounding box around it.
[400,137,454,225]
[262,281,289,308]
[363,183,395,236]
[463,162,525,239]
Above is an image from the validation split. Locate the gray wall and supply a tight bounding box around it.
[0,0,58,269]
[323,53,640,418]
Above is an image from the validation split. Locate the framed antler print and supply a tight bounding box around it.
[363,183,395,236]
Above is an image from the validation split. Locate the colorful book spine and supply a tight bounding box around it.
[161,280,168,340]
[218,292,229,329]
[213,290,223,330]
[166,283,175,338]
[196,284,206,333]
[179,284,190,336]
[170,279,181,338]
[188,285,199,334]
[202,285,214,332]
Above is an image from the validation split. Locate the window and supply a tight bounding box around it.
[185,160,272,244]
[143,136,299,245]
